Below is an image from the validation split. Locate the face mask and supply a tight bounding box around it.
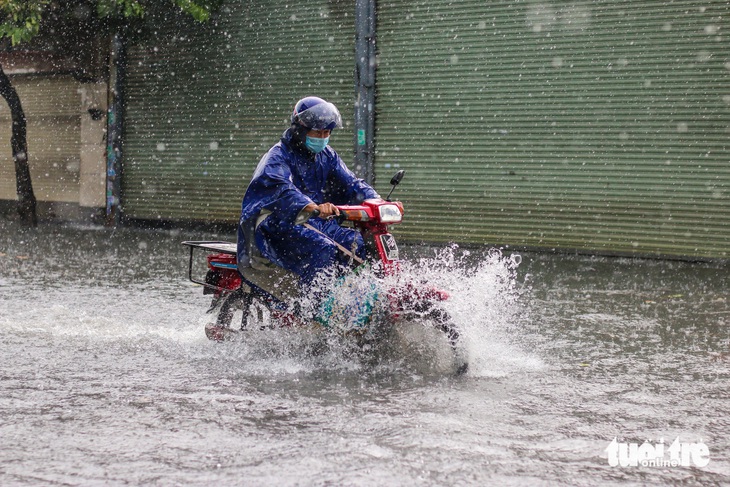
[305,135,329,154]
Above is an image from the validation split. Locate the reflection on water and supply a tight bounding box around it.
[0,220,728,485]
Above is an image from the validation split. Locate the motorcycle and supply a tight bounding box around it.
[182,170,468,374]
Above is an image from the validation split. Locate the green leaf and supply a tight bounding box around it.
[174,0,223,22]
[0,0,49,45]
[96,0,145,19]
[0,0,221,45]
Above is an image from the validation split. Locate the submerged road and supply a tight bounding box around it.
[0,220,728,486]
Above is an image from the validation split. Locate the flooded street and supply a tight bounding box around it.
[0,220,728,486]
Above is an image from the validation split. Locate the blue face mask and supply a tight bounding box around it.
[305,135,329,154]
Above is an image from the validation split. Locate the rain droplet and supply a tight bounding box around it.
[696,51,712,62]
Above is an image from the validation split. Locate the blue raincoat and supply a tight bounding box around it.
[237,128,379,284]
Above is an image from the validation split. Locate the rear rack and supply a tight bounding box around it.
[182,240,238,292]
[182,240,237,255]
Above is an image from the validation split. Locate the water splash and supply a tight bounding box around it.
[393,245,543,377]
[1,219,541,379]
[202,244,542,378]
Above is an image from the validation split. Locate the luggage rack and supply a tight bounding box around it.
[182,241,238,291]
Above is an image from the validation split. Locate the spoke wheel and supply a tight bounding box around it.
[205,289,248,341]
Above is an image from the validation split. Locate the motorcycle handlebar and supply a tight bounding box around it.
[311,208,348,223]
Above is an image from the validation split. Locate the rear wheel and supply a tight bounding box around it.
[205,288,249,341]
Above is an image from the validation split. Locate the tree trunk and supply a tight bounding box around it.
[0,63,37,226]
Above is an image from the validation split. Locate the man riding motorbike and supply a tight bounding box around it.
[237,96,380,287]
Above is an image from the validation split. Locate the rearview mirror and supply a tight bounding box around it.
[386,170,405,201]
[390,170,405,186]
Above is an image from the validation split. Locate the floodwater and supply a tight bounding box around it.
[0,220,728,486]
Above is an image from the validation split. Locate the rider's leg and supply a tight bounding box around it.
[256,218,376,326]
[314,219,367,262]
[255,218,342,284]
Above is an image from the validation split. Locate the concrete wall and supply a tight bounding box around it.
[0,53,108,220]
[78,82,107,208]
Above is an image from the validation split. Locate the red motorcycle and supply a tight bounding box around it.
[183,171,467,373]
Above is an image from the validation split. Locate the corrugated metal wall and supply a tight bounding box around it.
[0,75,81,203]
[375,1,729,259]
[123,1,356,221]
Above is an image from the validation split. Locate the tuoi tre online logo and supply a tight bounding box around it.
[606,437,710,468]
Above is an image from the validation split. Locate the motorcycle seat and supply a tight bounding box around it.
[239,264,299,303]
[237,210,300,302]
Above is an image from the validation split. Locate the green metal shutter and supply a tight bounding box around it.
[0,75,80,203]
[376,1,729,259]
[124,0,355,222]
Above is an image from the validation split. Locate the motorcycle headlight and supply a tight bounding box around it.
[378,204,402,223]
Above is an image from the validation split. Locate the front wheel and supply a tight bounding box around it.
[389,308,468,376]
[430,310,468,375]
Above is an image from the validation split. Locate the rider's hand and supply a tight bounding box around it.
[317,202,340,218]
[305,202,339,218]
